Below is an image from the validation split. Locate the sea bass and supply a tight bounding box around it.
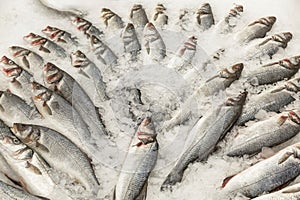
[152,4,168,28]
[71,16,103,38]
[196,3,215,30]
[129,4,149,28]
[42,26,78,49]
[143,22,166,61]
[101,8,124,30]
[161,92,247,190]
[228,108,300,157]
[121,23,141,61]
[114,117,158,200]
[12,123,100,192]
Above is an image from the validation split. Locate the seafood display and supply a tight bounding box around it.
[0,1,299,200]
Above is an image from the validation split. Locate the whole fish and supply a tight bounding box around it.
[70,50,108,103]
[12,123,100,192]
[0,180,47,200]
[43,62,107,136]
[9,46,44,83]
[129,4,149,28]
[121,23,141,61]
[228,109,300,157]
[42,26,78,48]
[31,81,93,154]
[101,8,124,30]
[222,143,300,198]
[143,22,166,61]
[152,4,168,28]
[161,92,247,190]
[168,36,197,73]
[90,35,118,66]
[236,77,300,125]
[71,16,103,38]
[235,16,276,43]
[196,3,215,30]
[114,117,158,200]
[246,55,300,86]
[23,33,66,58]
[216,4,243,34]
[0,56,33,104]
[165,63,244,130]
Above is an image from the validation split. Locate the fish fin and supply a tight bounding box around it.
[39,46,51,53]
[57,38,67,44]
[11,78,22,89]
[136,181,148,200]
[19,176,29,192]
[205,74,219,83]
[261,61,279,67]
[25,161,42,175]
[42,101,52,115]
[270,86,285,93]
[0,104,5,112]
[153,13,159,21]
[259,38,272,46]
[78,69,91,78]
[282,185,300,193]
[22,56,30,69]
[277,115,288,126]
[112,186,116,200]
[278,151,294,164]
[36,141,50,153]
[145,41,150,54]
[221,174,237,188]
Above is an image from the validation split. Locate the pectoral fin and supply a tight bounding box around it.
[39,46,51,53]
[36,141,50,153]
[42,101,52,115]
[25,161,42,175]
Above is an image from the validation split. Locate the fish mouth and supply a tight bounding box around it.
[226,91,248,106]
[232,63,244,72]
[42,26,53,33]
[23,32,36,39]
[0,56,10,64]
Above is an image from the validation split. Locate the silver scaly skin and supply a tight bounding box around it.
[42,26,78,48]
[23,33,66,58]
[235,16,276,43]
[143,22,166,61]
[129,4,149,28]
[164,63,244,130]
[161,92,247,191]
[196,3,215,30]
[223,143,300,198]
[228,108,300,156]
[236,77,300,125]
[43,62,108,137]
[114,117,158,200]
[101,8,124,30]
[152,4,168,28]
[216,4,243,34]
[12,123,100,193]
[0,56,33,104]
[246,55,300,86]
[121,23,141,61]
[71,16,104,38]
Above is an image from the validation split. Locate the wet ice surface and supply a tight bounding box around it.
[0,0,300,199]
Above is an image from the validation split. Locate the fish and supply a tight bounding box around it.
[23,33,66,58]
[245,55,300,86]
[196,3,215,30]
[42,26,78,48]
[31,81,93,154]
[90,35,118,66]
[165,63,244,130]
[121,23,141,61]
[222,143,300,198]
[216,4,243,34]
[9,46,44,83]
[152,4,168,28]
[0,179,48,200]
[143,22,166,61]
[228,109,300,157]
[12,123,100,192]
[38,0,85,16]
[114,117,158,200]
[235,16,276,43]
[161,92,247,191]
[70,50,109,103]
[236,77,300,125]
[168,36,197,73]
[101,8,124,30]
[71,16,104,38]
[129,4,149,28]
[43,62,107,136]
[0,56,33,104]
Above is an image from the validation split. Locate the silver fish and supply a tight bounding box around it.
[114,117,158,200]
[165,63,244,130]
[222,143,300,198]
[228,109,300,157]
[121,23,141,61]
[216,4,243,34]
[12,123,100,192]
[43,62,107,136]
[236,77,300,125]
[129,4,149,28]
[246,55,300,86]
[235,16,276,43]
[0,56,33,104]
[143,22,166,61]
[101,8,124,30]
[70,50,108,103]
[71,16,103,38]
[42,26,78,48]
[161,92,247,190]
[152,4,168,28]
[90,35,118,66]
[31,81,93,154]
[23,33,66,58]
[196,3,215,30]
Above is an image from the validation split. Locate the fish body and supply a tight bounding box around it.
[121,23,141,61]
[12,124,100,192]
[196,3,215,30]
[114,117,158,200]
[161,92,247,190]
[101,8,124,30]
[71,16,103,38]
[143,22,166,61]
[42,26,78,48]
[216,4,243,34]
[235,16,276,43]
[129,4,149,28]
[152,4,168,28]
[23,33,66,58]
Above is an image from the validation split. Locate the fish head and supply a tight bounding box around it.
[11,123,40,143]
[279,56,300,70]
[31,81,51,102]
[234,4,243,12]
[42,26,60,39]
[136,117,157,145]
[285,77,300,93]
[9,46,30,57]
[124,23,135,34]
[188,36,197,45]
[101,8,114,19]
[156,4,166,12]
[283,32,293,42]
[43,62,63,85]
[225,91,248,106]
[197,3,212,15]
[71,16,90,31]
[143,23,159,41]
[24,33,46,46]
[264,16,277,26]
[0,56,22,79]
[220,63,244,79]
[70,50,90,68]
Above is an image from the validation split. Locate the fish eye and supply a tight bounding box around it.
[12,137,20,145]
[8,60,14,65]
[93,38,98,43]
